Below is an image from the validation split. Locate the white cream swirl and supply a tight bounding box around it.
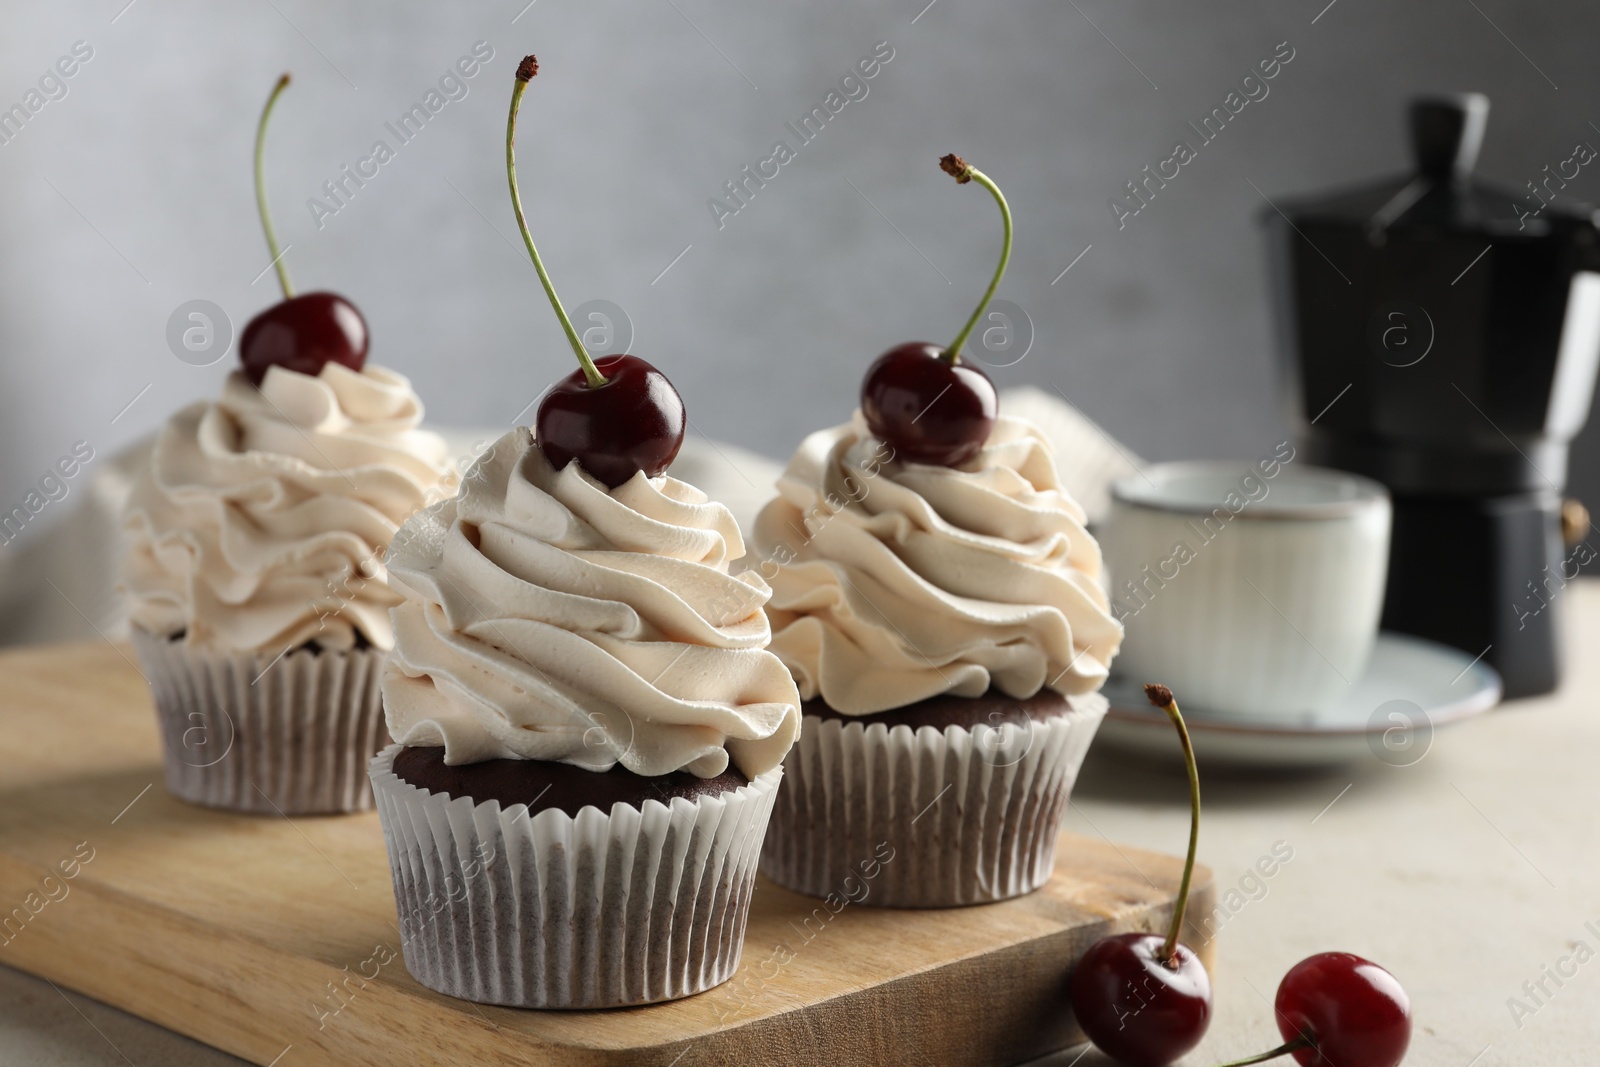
[122,364,455,653]
[752,414,1123,715]
[380,428,801,779]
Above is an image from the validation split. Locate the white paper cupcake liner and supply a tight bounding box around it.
[760,694,1107,907]
[131,627,389,815]
[368,745,782,1008]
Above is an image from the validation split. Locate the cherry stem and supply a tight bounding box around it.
[506,56,604,389]
[940,154,1012,366]
[1208,1034,1315,1067]
[255,73,295,300]
[1144,684,1200,965]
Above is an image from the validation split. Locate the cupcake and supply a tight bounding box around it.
[124,362,454,814]
[751,153,1123,906]
[367,54,800,1009]
[123,73,454,814]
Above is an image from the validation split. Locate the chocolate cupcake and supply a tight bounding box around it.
[369,428,800,1008]
[752,414,1122,906]
[123,363,454,814]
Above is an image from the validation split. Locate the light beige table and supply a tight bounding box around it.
[6,582,1598,1066]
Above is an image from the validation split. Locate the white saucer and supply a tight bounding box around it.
[1095,632,1503,769]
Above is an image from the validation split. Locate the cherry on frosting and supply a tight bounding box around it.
[860,341,997,467]
[536,354,685,487]
[860,154,1008,468]
[506,55,685,488]
[241,293,367,387]
[239,74,369,387]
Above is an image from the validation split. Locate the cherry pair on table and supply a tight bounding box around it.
[1068,686,1411,1067]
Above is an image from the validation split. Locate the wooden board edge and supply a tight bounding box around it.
[618,876,1218,1067]
[0,852,588,1067]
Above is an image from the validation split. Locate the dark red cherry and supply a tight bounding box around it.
[1274,953,1410,1067]
[860,342,997,466]
[1071,685,1210,1067]
[240,292,368,386]
[506,64,683,490]
[1069,934,1212,1066]
[535,353,685,488]
[860,155,1010,466]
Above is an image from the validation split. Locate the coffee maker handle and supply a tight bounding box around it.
[1409,94,1490,184]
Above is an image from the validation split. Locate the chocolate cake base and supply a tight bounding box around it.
[165,628,375,654]
[391,745,749,819]
[802,687,1071,731]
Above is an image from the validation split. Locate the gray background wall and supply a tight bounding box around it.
[4,0,1600,550]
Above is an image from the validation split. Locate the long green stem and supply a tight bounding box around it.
[1143,683,1200,965]
[255,73,295,299]
[940,154,1012,365]
[507,56,604,388]
[1208,1034,1314,1067]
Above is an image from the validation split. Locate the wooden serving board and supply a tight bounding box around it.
[0,642,1213,1067]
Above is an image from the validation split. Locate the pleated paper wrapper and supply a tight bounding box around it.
[368,745,782,1009]
[132,627,389,815]
[761,695,1107,907]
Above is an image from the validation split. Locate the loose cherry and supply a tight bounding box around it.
[1211,953,1411,1067]
[507,55,685,487]
[1069,684,1211,1066]
[859,153,1005,467]
[238,74,368,387]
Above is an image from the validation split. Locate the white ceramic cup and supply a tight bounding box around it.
[1103,459,1392,721]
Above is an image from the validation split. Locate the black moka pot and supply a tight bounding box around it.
[1264,93,1600,698]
